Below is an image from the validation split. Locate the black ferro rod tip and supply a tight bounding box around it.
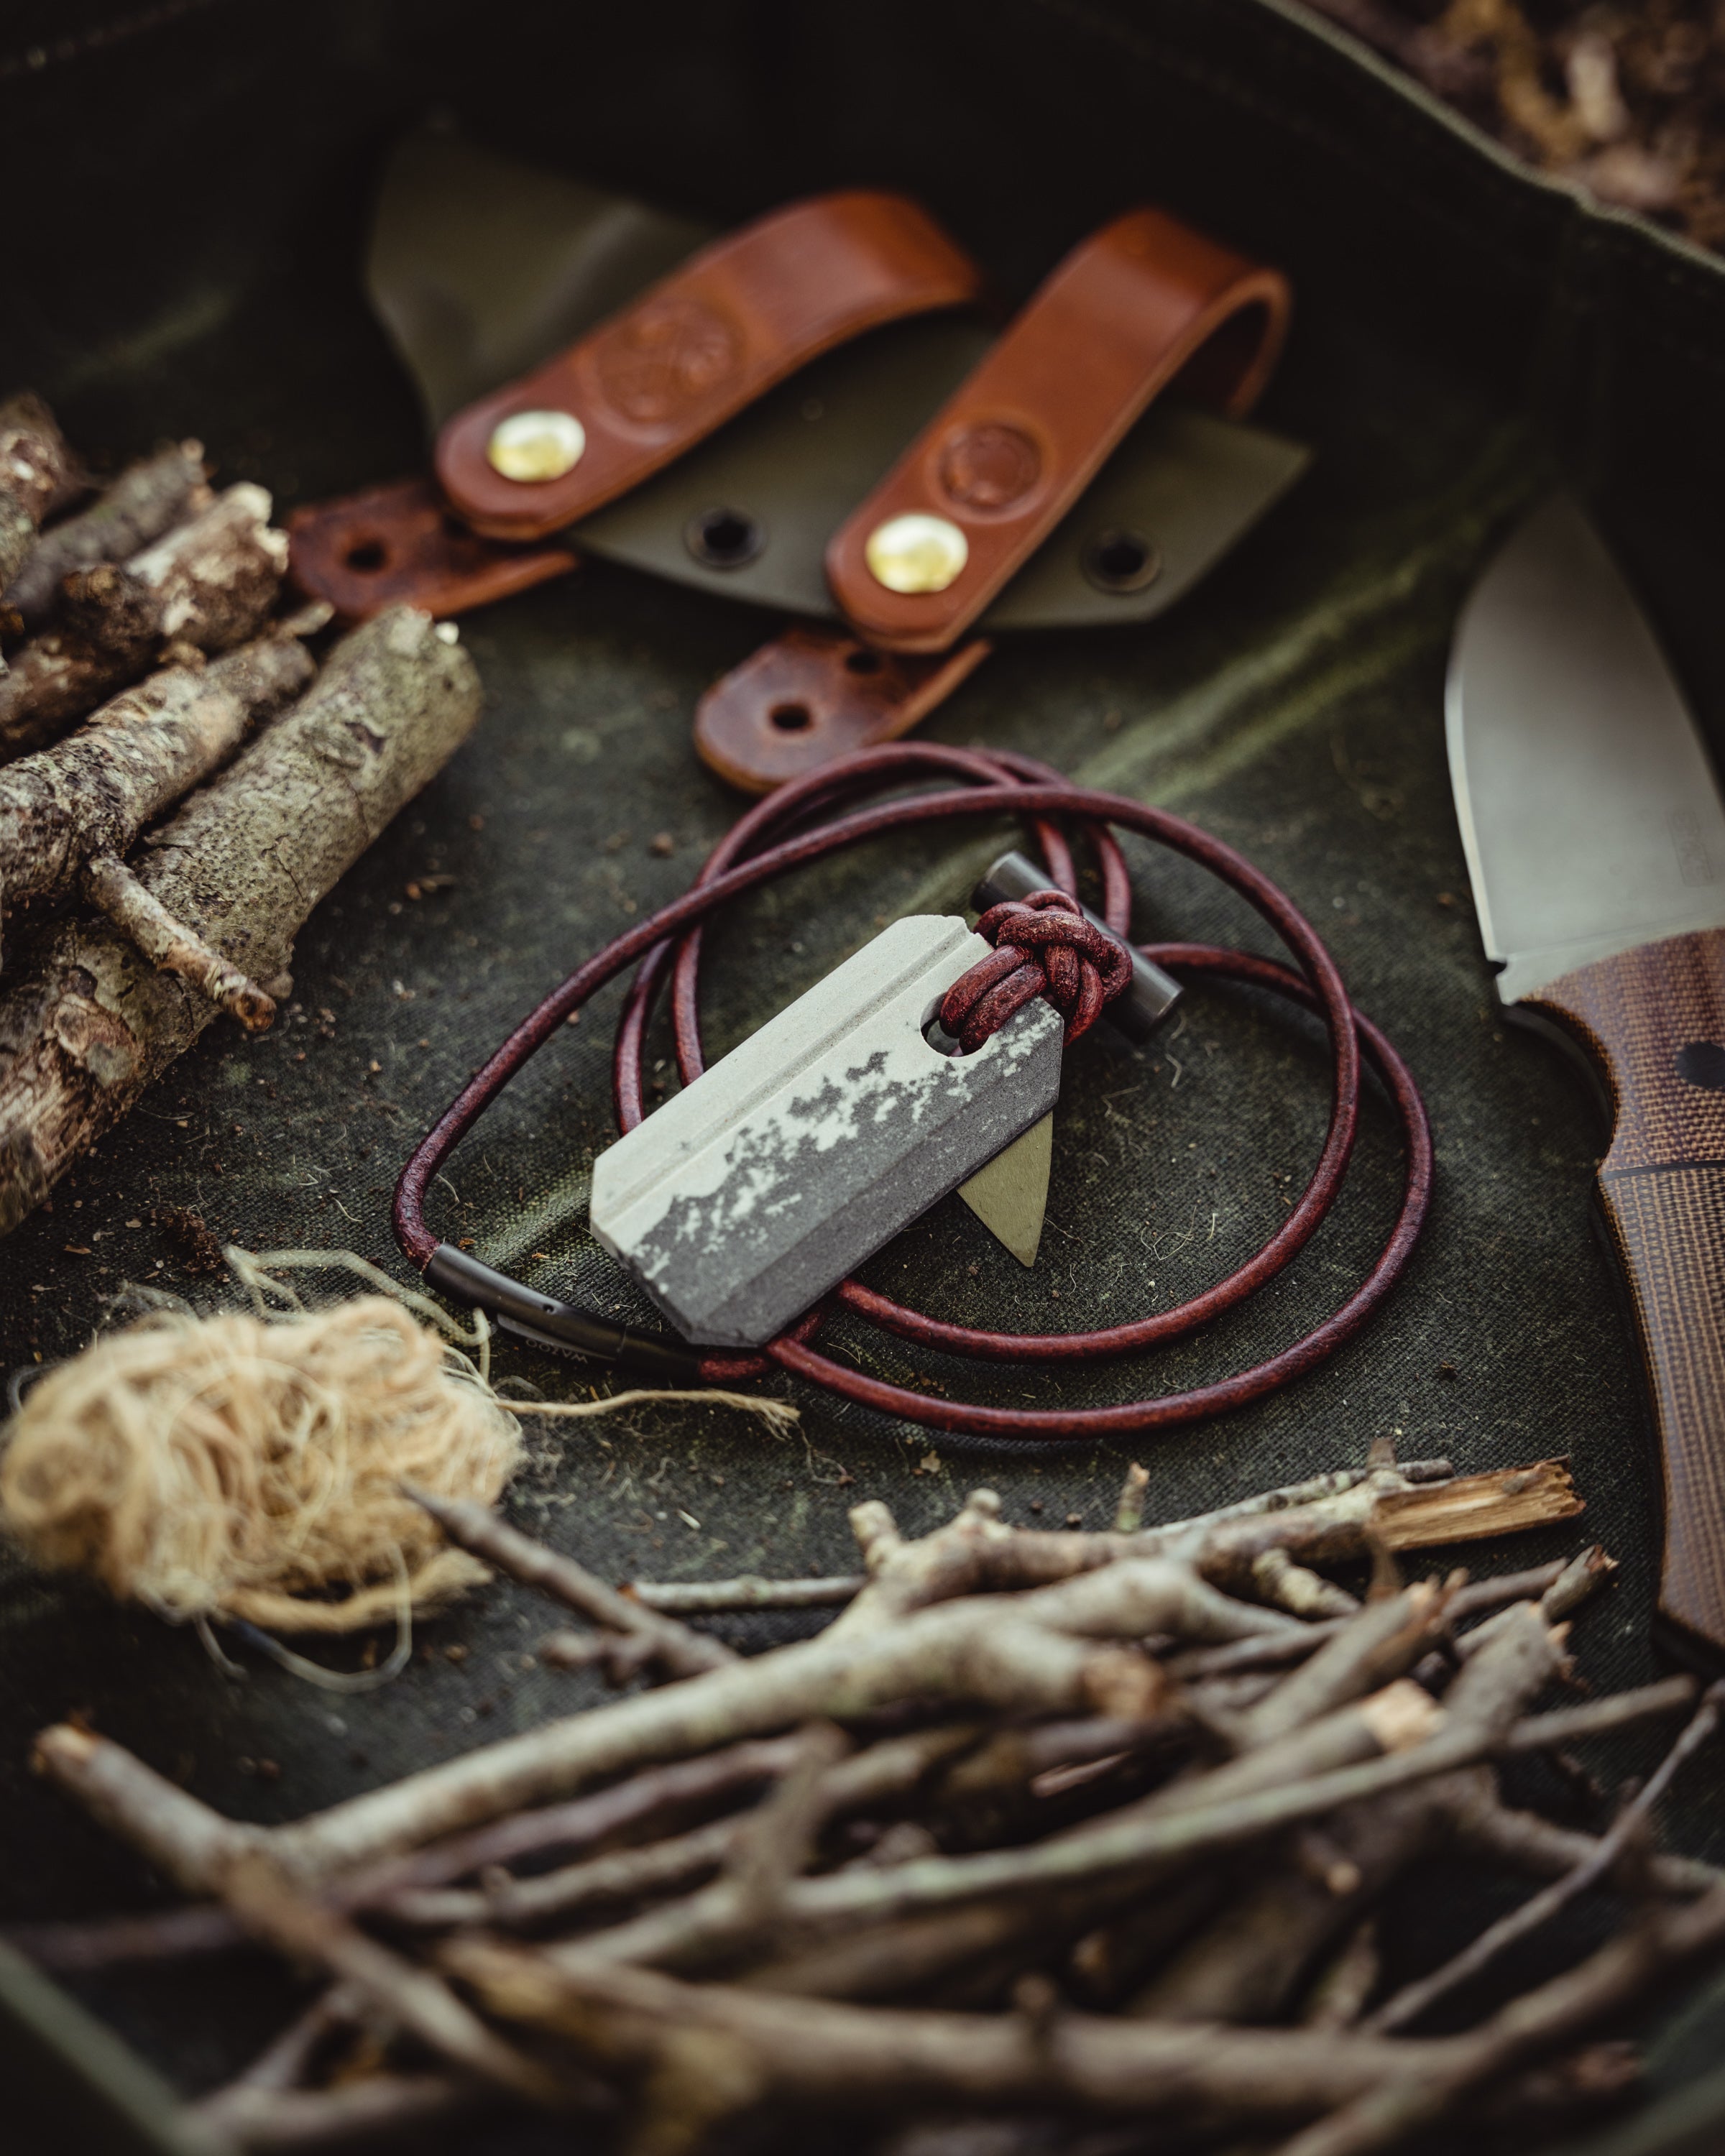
[424,1244,704,1384]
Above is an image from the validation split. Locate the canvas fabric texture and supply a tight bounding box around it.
[1,1,1724,2142]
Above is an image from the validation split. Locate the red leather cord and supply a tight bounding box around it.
[394,744,1431,1444]
[943,893,1135,1049]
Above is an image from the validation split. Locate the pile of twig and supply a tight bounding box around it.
[1302,0,1725,247]
[0,390,482,1233]
[19,1444,1724,2155]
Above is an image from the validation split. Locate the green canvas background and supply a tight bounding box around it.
[2,2,1724,2147]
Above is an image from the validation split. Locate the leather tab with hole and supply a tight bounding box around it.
[287,476,578,621]
[435,193,983,543]
[694,625,990,793]
[825,208,1291,653]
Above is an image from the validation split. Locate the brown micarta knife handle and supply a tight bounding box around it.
[1525,926,1725,1664]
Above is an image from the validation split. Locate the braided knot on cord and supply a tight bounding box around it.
[939,890,1134,1053]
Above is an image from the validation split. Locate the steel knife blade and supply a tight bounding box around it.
[1448,494,1725,1663]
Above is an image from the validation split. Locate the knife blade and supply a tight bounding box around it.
[1448,494,1725,1664]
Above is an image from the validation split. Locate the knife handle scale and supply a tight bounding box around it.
[1527,926,1725,1665]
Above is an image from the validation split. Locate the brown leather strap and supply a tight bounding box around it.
[825,208,1290,653]
[436,193,982,542]
[693,625,990,793]
[286,476,577,621]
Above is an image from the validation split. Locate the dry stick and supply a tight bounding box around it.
[27,1727,574,2113]
[42,1565,1263,1891]
[4,1900,241,1971]
[22,1661,1697,1989]
[0,607,479,1233]
[16,1492,1570,1963]
[452,1933,1422,2126]
[1238,1581,1459,1747]
[0,484,287,757]
[742,1875,1136,2007]
[226,1985,362,2093]
[1366,1680,1725,2035]
[1254,1546,1362,1621]
[1124,1774,1465,2026]
[553,1720,1448,1979]
[829,1463,1573,1644]
[1241,1542,1615,1753]
[1127,1600,1560,1835]
[1143,1460,1455,1536]
[1473,2042,1644,2136]
[1121,1706,1718,2036]
[24,1726,988,1981]
[352,1738,809,1905]
[238,1474,1576,1881]
[188,2073,492,2152]
[1121,1595,1535,2027]
[1271,1882,1725,2156]
[1120,1603,1568,2022]
[462,1915,1719,2151]
[724,1722,852,1926]
[19,1738,814,1971]
[0,392,77,598]
[1169,1560,1573,1682]
[939,1712,1187,1807]
[628,1574,865,1615]
[0,631,313,926]
[403,1485,736,1678]
[218,1849,574,2111]
[362,1728,978,1942]
[388,1727,983,1938]
[1447,1763,1722,1899]
[646,1468,1547,1632]
[82,854,278,1027]
[550,1630,1691,1977]
[61,484,288,658]
[456,1932,1665,2145]
[387,1815,746,1935]
[1496,1673,1698,1753]
[6,441,208,627]
[1540,1544,1619,1621]
[1302,1919,1383,2032]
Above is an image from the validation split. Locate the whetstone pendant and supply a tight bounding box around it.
[590,916,1063,1347]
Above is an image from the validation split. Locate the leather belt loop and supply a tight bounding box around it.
[435,192,983,542]
[824,208,1292,653]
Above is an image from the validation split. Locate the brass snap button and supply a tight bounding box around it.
[486,410,586,483]
[865,512,968,594]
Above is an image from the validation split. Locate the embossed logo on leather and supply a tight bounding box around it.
[594,297,743,425]
[937,424,1042,513]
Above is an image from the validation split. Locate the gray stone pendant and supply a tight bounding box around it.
[589,916,1064,1348]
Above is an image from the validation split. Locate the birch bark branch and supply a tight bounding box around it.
[0,630,313,929]
[0,607,480,1232]
[0,392,78,599]
[0,484,287,757]
[5,442,208,628]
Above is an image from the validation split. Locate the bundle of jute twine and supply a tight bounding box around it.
[0,1250,795,1673]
